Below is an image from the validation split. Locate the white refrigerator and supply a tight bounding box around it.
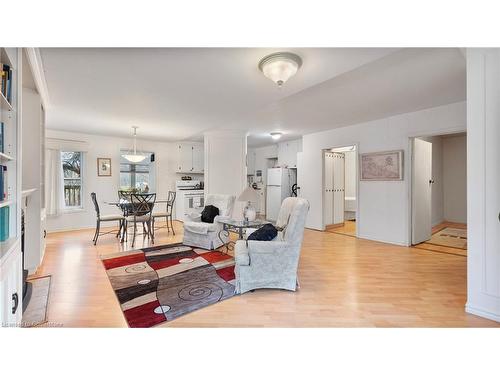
[266,168,296,221]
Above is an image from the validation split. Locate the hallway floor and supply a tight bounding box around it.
[327,220,357,237]
[413,222,467,257]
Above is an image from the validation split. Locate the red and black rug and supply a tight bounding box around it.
[101,243,235,328]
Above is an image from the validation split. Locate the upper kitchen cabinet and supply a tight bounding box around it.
[176,142,204,174]
[278,139,302,168]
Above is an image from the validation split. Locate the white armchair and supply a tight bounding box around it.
[182,194,236,250]
[234,197,309,294]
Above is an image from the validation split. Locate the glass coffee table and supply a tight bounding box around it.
[217,218,268,252]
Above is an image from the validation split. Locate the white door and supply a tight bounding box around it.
[323,152,334,225]
[333,152,345,225]
[412,138,433,244]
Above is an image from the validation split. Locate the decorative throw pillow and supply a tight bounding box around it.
[201,205,219,223]
[247,223,278,241]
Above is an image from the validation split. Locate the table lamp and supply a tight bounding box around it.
[238,186,259,223]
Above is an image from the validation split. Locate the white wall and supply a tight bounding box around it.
[45,129,181,232]
[442,134,467,223]
[204,130,247,219]
[466,48,500,322]
[300,101,466,246]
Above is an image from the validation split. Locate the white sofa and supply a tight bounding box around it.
[234,197,309,294]
[182,194,235,250]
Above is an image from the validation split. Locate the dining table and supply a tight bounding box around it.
[104,198,171,242]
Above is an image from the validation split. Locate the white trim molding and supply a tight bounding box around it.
[465,305,500,323]
[24,48,50,108]
[465,48,500,322]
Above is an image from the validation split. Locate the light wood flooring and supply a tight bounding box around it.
[32,221,499,327]
[412,222,467,257]
[326,220,357,237]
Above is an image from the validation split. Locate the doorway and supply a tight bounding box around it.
[410,132,467,256]
[323,145,358,237]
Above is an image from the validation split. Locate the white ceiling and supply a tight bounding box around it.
[40,48,465,147]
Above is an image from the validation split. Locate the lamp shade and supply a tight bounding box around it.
[122,154,147,163]
[238,186,259,202]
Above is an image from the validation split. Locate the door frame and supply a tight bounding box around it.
[407,128,467,247]
[321,143,360,236]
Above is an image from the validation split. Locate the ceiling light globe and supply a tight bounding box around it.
[270,132,283,140]
[259,52,302,87]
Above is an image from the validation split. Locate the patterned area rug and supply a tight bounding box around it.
[101,243,236,328]
[427,227,467,250]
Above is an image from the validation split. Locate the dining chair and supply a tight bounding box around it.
[152,191,176,236]
[125,193,156,247]
[91,192,125,245]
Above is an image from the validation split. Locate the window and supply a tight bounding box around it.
[119,152,155,192]
[61,151,83,208]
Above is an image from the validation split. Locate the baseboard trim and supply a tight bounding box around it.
[465,304,500,322]
[325,223,344,230]
[357,234,408,247]
[47,220,182,234]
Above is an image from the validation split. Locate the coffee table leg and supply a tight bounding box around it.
[218,225,230,253]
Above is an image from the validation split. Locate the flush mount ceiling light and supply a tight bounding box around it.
[258,52,302,87]
[270,132,283,140]
[122,126,147,163]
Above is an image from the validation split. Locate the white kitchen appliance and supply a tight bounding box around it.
[175,180,204,221]
[266,168,296,221]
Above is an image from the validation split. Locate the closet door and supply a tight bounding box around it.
[323,152,334,226]
[332,153,345,225]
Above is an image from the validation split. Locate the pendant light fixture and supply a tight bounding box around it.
[122,126,146,163]
[258,52,302,87]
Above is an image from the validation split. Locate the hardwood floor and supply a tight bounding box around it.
[413,221,467,257]
[326,220,357,237]
[32,221,499,327]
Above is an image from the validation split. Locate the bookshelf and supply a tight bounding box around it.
[0,47,22,326]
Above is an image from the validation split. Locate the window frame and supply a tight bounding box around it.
[61,150,84,211]
[119,153,154,192]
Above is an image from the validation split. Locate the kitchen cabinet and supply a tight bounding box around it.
[176,142,204,174]
[192,143,204,173]
[278,139,300,168]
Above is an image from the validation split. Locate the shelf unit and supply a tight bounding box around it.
[0,91,14,112]
[0,200,13,209]
[0,47,22,326]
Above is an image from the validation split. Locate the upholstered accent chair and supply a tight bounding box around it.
[234,197,309,294]
[182,194,235,250]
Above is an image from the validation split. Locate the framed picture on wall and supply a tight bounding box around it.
[97,158,112,177]
[360,150,404,181]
